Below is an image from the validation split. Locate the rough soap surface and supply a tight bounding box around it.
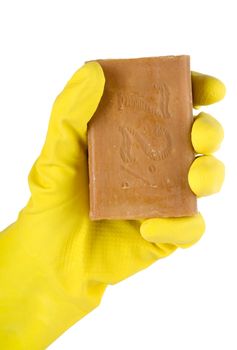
[87,56,197,220]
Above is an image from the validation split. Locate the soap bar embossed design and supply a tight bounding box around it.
[118,123,171,189]
[87,56,197,220]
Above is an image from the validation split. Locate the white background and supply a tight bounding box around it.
[0,1,236,349]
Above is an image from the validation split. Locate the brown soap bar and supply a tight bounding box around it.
[87,55,197,220]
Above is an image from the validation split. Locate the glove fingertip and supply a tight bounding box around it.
[140,213,206,247]
[192,71,226,106]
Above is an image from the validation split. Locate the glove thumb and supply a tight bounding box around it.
[25,62,105,212]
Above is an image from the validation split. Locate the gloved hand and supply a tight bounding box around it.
[0,61,225,349]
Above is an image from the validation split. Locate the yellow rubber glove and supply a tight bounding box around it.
[0,62,225,349]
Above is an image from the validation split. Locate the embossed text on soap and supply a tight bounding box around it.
[117,84,171,119]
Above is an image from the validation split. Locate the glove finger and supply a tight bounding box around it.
[191,71,226,107]
[191,112,224,154]
[140,213,205,248]
[188,155,225,197]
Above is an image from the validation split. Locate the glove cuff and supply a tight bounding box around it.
[0,224,107,349]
